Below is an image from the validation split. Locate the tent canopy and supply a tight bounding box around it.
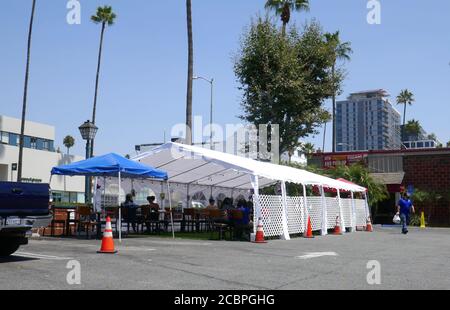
[51,153,168,180]
[133,143,366,192]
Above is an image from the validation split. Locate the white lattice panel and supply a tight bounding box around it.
[326,197,340,229]
[255,195,284,237]
[355,199,367,227]
[286,197,305,234]
[340,199,353,228]
[306,197,323,232]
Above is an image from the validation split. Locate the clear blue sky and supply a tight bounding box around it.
[1,0,450,157]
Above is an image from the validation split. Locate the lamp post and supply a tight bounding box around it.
[79,120,98,204]
[193,76,214,149]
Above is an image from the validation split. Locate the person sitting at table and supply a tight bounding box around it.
[234,199,252,241]
[122,194,139,233]
[206,198,218,210]
[147,196,160,211]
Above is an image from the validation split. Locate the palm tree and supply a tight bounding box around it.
[325,31,352,153]
[90,6,116,156]
[17,0,37,182]
[63,135,75,155]
[301,142,316,159]
[185,0,194,145]
[265,0,310,36]
[404,119,421,139]
[396,89,415,141]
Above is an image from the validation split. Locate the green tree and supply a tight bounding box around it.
[90,6,117,156]
[321,164,388,208]
[396,89,415,141]
[185,0,194,145]
[17,0,37,182]
[234,18,338,157]
[63,135,75,155]
[325,31,352,152]
[404,119,421,138]
[265,0,310,36]
[301,142,316,158]
[427,133,437,141]
[447,141,450,148]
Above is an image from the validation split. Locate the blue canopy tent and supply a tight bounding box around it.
[51,153,172,241]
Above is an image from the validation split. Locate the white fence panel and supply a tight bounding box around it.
[255,195,284,238]
[355,199,367,227]
[306,197,323,232]
[340,198,353,228]
[286,196,305,235]
[326,197,340,229]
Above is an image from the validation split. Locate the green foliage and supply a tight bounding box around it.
[91,6,117,26]
[265,0,310,28]
[235,18,341,155]
[63,135,75,154]
[404,119,421,137]
[396,89,415,107]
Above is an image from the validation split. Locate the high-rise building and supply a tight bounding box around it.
[336,89,401,152]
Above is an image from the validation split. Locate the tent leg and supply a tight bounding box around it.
[351,191,356,232]
[337,189,345,234]
[280,181,291,240]
[302,184,309,234]
[320,185,328,236]
[118,172,122,243]
[167,181,175,239]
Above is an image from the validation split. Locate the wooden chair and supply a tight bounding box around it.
[183,208,197,232]
[229,210,245,240]
[209,209,231,240]
[76,205,98,239]
[104,207,119,236]
[49,207,69,237]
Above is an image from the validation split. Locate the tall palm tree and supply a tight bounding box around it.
[265,0,310,36]
[396,89,415,141]
[185,0,194,145]
[90,6,116,156]
[17,0,37,182]
[63,135,75,155]
[325,31,352,153]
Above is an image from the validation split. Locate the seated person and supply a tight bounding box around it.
[147,196,160,212]
[206,198,218,210]
[234,199,252,240]
[121,194,139,233]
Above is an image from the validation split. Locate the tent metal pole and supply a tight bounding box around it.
[337,189,345,234]
[320,185,328,236]
[167,181,175,239]
[350,191,356,232]
[302,184,309,234]
[118,171,122,243]
[280,181,291,240]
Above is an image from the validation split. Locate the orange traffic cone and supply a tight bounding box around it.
[97,217,117,254]
[366,217,373,232]
[304,216,314,239]
[253,218,267,244]
[333,216,342,235]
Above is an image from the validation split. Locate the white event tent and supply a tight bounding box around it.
[133,142,368,240]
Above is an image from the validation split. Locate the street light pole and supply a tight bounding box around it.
[79,120,98,204]
[194,76,214,149]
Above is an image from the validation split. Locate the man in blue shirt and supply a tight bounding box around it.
[397,193,415,234]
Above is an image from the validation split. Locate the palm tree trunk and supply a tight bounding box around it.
[323,122,327,152]
[331,64,337,153]
[17,0,37,182]
[186,0,194,145]
[402,103,407,143]
[90,22,106,157]
[282,22,287,37]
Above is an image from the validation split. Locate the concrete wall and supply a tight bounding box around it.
[0,144,85,193]
[0,115,54,140]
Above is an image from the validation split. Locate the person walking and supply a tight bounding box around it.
[397,193,415,234]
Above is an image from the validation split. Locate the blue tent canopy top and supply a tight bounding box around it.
[51,153,168,180]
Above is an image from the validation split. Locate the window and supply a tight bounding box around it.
[9,133,19,146]
[0,131,9,144]
[30,137,37,149]
[23,136,31,148]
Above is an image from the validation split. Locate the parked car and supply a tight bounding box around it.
[0,182,50,257]
[191,201,206,209]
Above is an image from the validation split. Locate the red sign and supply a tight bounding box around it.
[323,153,368,168]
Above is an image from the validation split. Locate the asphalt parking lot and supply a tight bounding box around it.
[1,226,450,290]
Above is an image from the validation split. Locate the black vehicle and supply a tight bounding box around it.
[0,182,50,257]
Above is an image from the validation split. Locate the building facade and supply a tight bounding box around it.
[336,89,402,152]
[310,148,450,226]
[0,115,85,203]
